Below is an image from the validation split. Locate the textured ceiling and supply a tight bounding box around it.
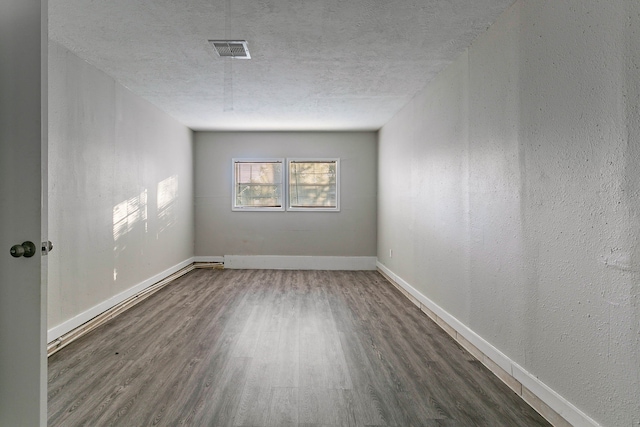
[49,0,514,131]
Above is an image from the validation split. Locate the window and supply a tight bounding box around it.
[232,159,284,211]
[231,158,340,212]
[288,159,340,211]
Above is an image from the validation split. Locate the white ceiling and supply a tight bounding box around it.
[49,0,514,131]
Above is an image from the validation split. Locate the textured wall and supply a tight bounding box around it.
[378,1,640,426]
[194,132,377,257]
[48,41,194,330]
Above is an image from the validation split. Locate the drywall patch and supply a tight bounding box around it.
[602,249,635,271]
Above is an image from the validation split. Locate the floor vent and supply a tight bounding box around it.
[209,40,251,59]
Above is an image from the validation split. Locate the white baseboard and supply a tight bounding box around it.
[224,255,377,270]
[376,261,600,427]
[47,258,195,343]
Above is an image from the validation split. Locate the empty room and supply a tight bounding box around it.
[1,0,638,426]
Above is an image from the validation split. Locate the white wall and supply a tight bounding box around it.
[378,1,640,426]
[194,132,377,258]
[48,41,194,332]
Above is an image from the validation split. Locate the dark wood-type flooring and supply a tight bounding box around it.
[48,269,551,426]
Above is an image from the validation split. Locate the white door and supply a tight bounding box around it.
[0,0,48,426]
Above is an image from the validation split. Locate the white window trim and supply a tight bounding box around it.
[287,158,340,212]
[232,158,285,211]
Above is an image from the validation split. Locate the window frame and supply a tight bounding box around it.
[287,158,340,212]
[231,158,285,211]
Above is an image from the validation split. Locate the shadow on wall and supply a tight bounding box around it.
[111,175,179,282]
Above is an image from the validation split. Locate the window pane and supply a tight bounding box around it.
[289,161,337,208]
[234,161,283,208]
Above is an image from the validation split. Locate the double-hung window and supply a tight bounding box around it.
[288,159,340,211]
[232,158,340,212]
[232,159,285,211]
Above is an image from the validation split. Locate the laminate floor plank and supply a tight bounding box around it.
[299,388,350,426]
[189,356,251,427]
[267,387,299,426]
[49,269,551,427]
[273,315,300,388]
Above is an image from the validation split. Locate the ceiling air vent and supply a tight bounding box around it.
[209,40,251,59]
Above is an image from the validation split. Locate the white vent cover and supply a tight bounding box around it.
[209,40,251,59]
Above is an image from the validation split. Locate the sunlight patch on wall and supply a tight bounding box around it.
[157,175,178,235]
[113,189,148,242]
